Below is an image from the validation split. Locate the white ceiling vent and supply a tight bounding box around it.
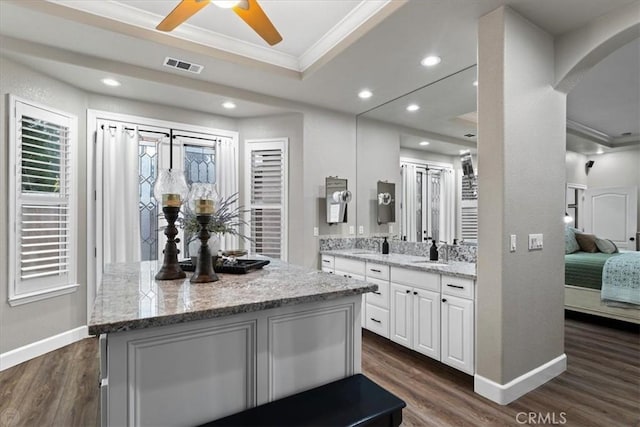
[163,57,204,74]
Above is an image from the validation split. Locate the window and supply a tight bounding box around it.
[245,139,288,260]
[8,96,78,305]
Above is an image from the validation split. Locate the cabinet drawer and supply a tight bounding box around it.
[441,276,474,299]
[365,304,389,338]
[365,278,389,309]
[391,267,440,292]
[321,255,335,270]
[366,262,390,281]
[335,270,365,281]
[335,257,366,276]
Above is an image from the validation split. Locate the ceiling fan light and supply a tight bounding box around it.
[212,1,242,9]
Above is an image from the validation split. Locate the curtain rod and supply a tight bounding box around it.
[172,134,221,143]
[100,124,170,137]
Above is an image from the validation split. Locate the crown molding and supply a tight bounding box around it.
[40,0,401,75]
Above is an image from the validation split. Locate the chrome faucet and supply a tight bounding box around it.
[439,241,449,263]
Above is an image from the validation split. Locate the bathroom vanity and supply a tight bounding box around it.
[321,249,476,375]
[89,260,375,427]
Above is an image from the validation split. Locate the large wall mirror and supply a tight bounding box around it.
[356,65,479,243]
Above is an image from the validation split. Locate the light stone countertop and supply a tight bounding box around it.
[89,259,376,335]
[321,249,477,280]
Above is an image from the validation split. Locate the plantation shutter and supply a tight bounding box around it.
[10,99,77,299]
[460,176,478,242]
[245,139,288,260]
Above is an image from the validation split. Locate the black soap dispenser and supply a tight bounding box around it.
[382,237,389,254]
[429,239,438,261]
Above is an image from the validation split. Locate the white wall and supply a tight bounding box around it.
[0,57,88,354]
[565,150,588,185]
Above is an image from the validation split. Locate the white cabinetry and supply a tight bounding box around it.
[441,277,474,374]
[320,253,475,375]
[390,270,441,359]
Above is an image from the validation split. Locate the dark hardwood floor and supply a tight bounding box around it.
[1,314,638,426]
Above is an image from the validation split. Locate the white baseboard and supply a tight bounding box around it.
[0,326,88,372]
[474,353,567,405]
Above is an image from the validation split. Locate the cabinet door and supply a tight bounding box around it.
[413,289,440,360]
[390,283,412,348]
[441,295,474,374]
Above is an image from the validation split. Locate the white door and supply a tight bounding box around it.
[390,283,412,348]
[413,289,440,360]
[584,186,638,249]
[441,295,474,374]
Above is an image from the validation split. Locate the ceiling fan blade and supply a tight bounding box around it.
[157,0,211,32]
[232,0,282,46]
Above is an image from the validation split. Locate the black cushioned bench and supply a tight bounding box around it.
[198,374,406,427]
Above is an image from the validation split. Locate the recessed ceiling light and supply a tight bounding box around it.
[358,89,373,99]
[421,56,441,67]
[101,78,121,87]
[473,80,478,87]
[596,149,604,154]
[212,1,241,8]
[419,141,430,146]
[406,104,420,112]
[222,101,236,109]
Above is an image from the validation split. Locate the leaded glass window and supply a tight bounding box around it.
[138,142,158,261]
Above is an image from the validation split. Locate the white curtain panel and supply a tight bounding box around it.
[440,169,456,244]
[401,163,417,242]
[102,124,141,264]
[216,137,239,250]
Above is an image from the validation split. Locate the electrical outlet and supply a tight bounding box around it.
[358,225,364,235]
[528,233,543,250]
[349,226,355,235]
[510,234,516,252]
[313,227,319,237]
[389,224,394,234]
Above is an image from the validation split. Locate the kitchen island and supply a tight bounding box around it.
[90,260,376,427]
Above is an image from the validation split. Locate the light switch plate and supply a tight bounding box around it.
[528,233,543,250]
[313,227,319,237]
[349,226,355,235]
[510,234,516,252]
[358,225,364,235]
[389,224,394,234]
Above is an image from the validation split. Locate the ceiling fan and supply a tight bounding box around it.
[156,0,283,46]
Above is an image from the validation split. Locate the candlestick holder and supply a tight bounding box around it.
[155,206,186,280]
[153,168,189,281]
[191,214,219,283]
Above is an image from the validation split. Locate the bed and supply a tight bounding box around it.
[565,251,640,324]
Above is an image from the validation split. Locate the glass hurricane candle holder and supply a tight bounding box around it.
[153,169,189,280]
[187,183,220,283]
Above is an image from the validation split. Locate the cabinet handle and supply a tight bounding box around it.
[406,290,411,294]
[446,284,464,289]
[442,298,447,303]
[370,318,381,324]
[413,291,418,295]
[373,291,381,295]
[370,269,381,273]
[322,260,330,263]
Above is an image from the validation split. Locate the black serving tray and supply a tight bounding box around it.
[179,258,270,274]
